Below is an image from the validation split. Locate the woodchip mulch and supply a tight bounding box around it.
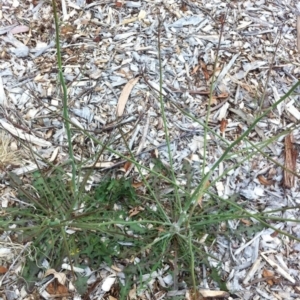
[1,0,300,299]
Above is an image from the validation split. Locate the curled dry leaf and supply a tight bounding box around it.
[197,195,203,208]
[261,252,295,283]
[49,147,59,162]
[46,281,69,295]
[240,218,252,226]
[220,118,228,133]
[44,269,67,285]
[262,269,275,286]
[131,181,143,188]
[200,60,211,81]
[270,230,279,238]
[191,64,200,75]
[123,160,132,172]
[116,77,140,117]
[257,175,274,186]
[60,24,75,38]
[217,92,229,99]
[44,269,69,296]
[129,206,144,217]
[197,181,210,208]
[209,96,218,106]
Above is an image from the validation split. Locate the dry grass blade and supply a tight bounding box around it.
[0,131,20,168]
[116,77,140,117]
[284,133,297,188]
[0,75,7,106]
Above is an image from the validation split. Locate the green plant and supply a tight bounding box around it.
[2,4,300,299]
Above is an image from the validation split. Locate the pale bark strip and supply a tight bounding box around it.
[284,133,297,188]
[297,15,300,52]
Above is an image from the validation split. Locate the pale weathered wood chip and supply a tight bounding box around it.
[261,252,295,284]
[0,119,51,147]
[284,133,297,188]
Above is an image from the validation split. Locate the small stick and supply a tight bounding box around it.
[83,132,195,171]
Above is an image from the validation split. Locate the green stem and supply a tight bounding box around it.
[186,79,300,218]
[52,0,77,201]
[187,230,197,292]
[157,19,181,214]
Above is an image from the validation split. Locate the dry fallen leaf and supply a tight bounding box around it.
[60,24,75,38]
[217,92,229,99]
[262,268,275,286]
[180,2,188,12]
[93,36,101,42]
[0,266,8,274]
[200,60,211,81]
[220,118,228,133]
[270,230,279,238]
[240,218,252,226]
[186,289,204,300]
[261,252,295,283]
[187,288,229,299]
[132,181,143,188]
[199,289,229,298]
[44,269,69,296]
[115,1,123,8]
[123,160,132,172]
[209,96,218,106]
[116,77,140,117]
[44,269,67,285]
[191,64,200,75]
[197,195,203,208]
[128,286,137,300]
[46,281,69,295]
[129,206,144,217]
[197,181,210,208]
[257,174,274,186]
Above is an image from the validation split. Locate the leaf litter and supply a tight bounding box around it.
[0,0,300,299]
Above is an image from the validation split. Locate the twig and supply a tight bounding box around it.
[199,98,229,116]
[0,242,32,286]
[297,14,300,52]
[166,84,210,95]
[125,113,150,176]
[83,132,195,171]
[141,72,229,117]
[243,276,277,287]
